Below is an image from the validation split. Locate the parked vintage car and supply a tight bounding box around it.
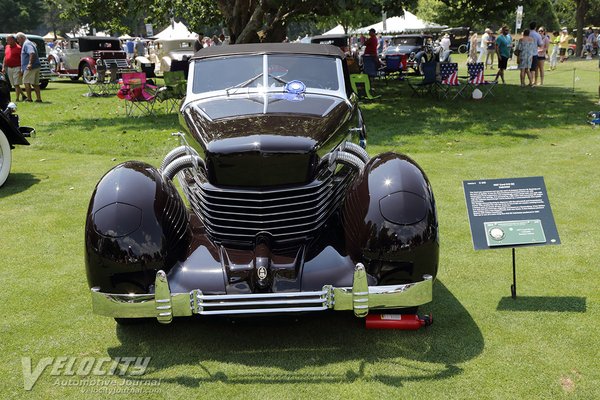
[0,33,55,89]
[85,43,439,326]
[47,36,132,83]
[383,34,433,72]
[136,37,196,75]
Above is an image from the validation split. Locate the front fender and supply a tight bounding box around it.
[343,152,438,284]
[79,57,97,74]
[0,112,29,146]
[85,161,190,293]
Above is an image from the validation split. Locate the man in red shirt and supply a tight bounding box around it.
[1,34,25,101]
[363,28,382,68]
[364,28,378,56]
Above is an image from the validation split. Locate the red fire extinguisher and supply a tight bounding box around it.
[365,313,433,330]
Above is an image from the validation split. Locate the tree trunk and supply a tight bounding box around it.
[575,0,589,56]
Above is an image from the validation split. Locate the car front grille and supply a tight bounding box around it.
[182,166,354,246]
[39,57,56,79]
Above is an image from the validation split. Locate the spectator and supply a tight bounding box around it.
[478,29,491,63]
[528,21,543,77]
[516,29,535,87]
[364,28,378,57]
[363,28,381,67]
[125,39,135,59]
[16,32,42,102]
[534,26,550,85]
[440,34,451,52]
[377,33,384,55]
[1,34,25,101]
[582,28,596,59]
[134,38,145,58]
[494,26,511,83]
[549,31,560,70]
[467,31,478,64]
[486,29,496,69]
[559,28,569,62]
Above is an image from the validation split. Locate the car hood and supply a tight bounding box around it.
[181,93,353,186]
[385,44,422,55]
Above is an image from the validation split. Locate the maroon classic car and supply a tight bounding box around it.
[48,36,132,83]
[85,43,439,326]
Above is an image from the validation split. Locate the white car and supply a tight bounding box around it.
[136,38,196,75]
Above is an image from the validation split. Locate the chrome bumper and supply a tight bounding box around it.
[90,264,433,324]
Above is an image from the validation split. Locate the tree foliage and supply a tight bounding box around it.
[416,0,560,32]
[0,0,46,32]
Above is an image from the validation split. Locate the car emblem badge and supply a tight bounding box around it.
[257,266,268,280]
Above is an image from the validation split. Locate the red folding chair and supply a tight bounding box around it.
[117,72,159,116]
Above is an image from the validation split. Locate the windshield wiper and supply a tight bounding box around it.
[225,73,289,96]
[225,72,264,95]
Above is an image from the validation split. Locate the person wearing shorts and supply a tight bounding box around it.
[494,26,512,83]
[559,28,569,62]
[0,35,25,101]
[534,27,550,86]
[16,32,42,102]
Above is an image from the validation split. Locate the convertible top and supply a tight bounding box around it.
[191,43,345,60]
[78,36,121,52]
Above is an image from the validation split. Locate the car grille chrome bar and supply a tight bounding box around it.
[90,269,434,323]
[183,159,355,244]
[194,290,330,315]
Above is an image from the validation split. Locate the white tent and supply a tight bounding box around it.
[354,11,446,34]
[322,25,346,35]
[153,21,197,39]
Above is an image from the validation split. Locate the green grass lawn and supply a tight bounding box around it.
[1,55,599,399]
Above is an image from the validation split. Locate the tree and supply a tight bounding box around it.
[214,0,414,43]
[0,0,46,32]
[417,0,559,32]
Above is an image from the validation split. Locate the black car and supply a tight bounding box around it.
[383,34,433,71]
[0,102,30,187]
[85,43,439,326]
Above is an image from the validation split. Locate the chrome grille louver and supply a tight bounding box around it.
[164,141,366,246]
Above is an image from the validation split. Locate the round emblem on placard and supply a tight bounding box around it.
[489,227,505,241]
[257,266,268,280]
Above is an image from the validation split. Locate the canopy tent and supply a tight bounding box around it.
[153,21,197,39]
[322,25,346,35]
[353,11,447,34]
[119,34,133,40]
[42,32,64,42]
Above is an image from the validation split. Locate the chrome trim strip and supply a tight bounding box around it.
[90,269,433,323]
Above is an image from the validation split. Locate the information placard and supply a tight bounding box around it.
[463,177,560,250]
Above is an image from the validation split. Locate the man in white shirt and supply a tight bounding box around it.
[478,29,491,63]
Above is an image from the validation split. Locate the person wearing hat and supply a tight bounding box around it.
[363,28,381,68]
[478,28,492,64]
[364,28,378,57]
[559,28,569,62]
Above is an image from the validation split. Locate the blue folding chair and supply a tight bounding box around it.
[407,62,438,97]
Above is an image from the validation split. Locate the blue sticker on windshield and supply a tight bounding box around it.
[285,80,306,95]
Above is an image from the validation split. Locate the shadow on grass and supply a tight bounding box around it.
[496,296,587,312]
[0,173,40,198]
[44,112,180,132]
[363,81,593,146]
[108,280,483,387]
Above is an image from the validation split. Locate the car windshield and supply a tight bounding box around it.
[192,54,340,94]
[391,37,422,46]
